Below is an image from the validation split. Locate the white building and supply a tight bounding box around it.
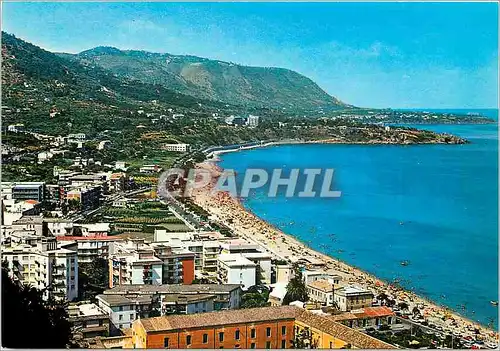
[163,143,190,152]
[115,161,127,171]
[217,253,256,289]
[241,251,272,284]
[247,115,260,127]
[108,240,163,287]
[307,279,334,306]
[139,164,162,173]
[303,270,342,285]
[96,294,153,333]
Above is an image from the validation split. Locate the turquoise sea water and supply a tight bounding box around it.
[219,109,499,328]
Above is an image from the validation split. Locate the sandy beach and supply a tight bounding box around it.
[191,158,499,344]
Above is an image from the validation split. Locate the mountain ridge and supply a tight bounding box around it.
[62,45,348,110]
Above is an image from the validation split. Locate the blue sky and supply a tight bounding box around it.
[2,2,498,108]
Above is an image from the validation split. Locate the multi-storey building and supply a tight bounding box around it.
[96,294,156,334]
[130,306,395,349]
[217,254,257,289]
[103,284,242,311]
[2,242,78,301]
[1,182,46,202]
[161,294,215,315]
[153,244,195,285]
[57,236,122,264]
[307,279,335,306]
[162,143,190,152]
[334,286,375,312]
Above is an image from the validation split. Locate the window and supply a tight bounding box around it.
[219,332,224,342]
[235,330,240,340]
[251,329,256,338]
[250,343,256,349]
[266,341,271,349]
[130,314,134,320]
[119,306,123,312]
[203,334,208,344]
[164,337,169,348]
[330,342,333,348]
[119,315,123,321]
[281,326,286,335]
[186,335,191,346]
[266,327,271,337]
[282,340,287,348]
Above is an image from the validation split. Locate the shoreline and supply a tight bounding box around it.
[190,146,498,343]
[205,136,468,161]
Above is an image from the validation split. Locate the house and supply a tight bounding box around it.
[115,161,127,171]
[269,283,288,306]
[329,306,396,329]
[7,123,25,133]
[97,140,111,150]
[139,164,162,173]
[303,270,342,285]
[275,264,293,284]
[68,303,110,340]
[334,286,374,312]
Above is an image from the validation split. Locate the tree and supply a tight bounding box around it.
[78,257,109,300]
[283,263,308,305]
[240,288,270,309]
[1,268,72,348]
[398,302,409,312]
[291,326,318,349]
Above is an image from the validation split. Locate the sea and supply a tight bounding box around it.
[218,108,499,328]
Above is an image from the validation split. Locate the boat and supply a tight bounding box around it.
[400,260,410,266]
[490,300,498,306]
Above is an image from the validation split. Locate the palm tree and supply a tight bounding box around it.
[283,263,309,305]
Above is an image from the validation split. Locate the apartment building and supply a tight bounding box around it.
[2,242,78,301]
[217,254,257,289]
[154,245,195,285]
[334,286,375,312]
[103,284,242,311]
[130,306,395,349]
[161,294,215,315]
[1,182,46,202]
[56,236,122,264]
[96,294,156,334]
